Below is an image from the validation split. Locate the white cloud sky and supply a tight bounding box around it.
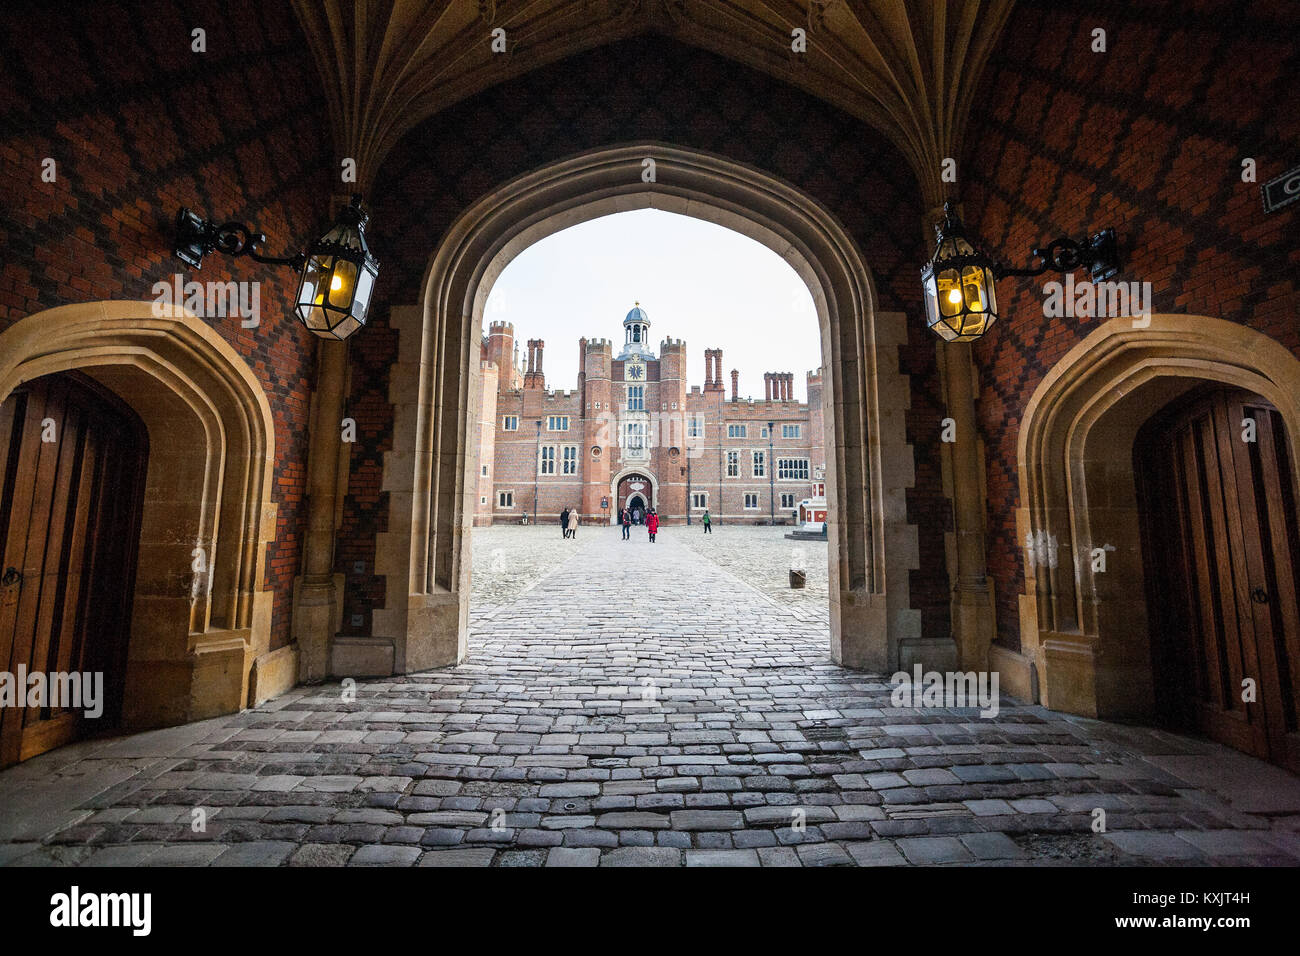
[484,209,821,402]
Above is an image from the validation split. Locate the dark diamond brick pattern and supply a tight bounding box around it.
[341,36,956,641]
[0,0,333,650]
[961,0,1300,652]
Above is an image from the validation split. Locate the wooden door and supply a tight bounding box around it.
[1139,387,1300,772]
[0,373,147,767]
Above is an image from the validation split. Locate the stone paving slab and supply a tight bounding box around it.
[0,526,1298,866]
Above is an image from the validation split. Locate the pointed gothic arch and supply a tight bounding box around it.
[367,143,924,675]
[0,301,283,728]
[1013,314,1300,718]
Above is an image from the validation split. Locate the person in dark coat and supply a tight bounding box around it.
[647,510,659,542]
[560,507,570,538]
[621,507,631,540]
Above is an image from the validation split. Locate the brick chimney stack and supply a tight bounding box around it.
[730,369,739,402]
[524,339,545,389]
[703,349,724,393]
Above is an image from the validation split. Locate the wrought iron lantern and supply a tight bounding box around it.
[920,202,999,342]
[173,194,380,341]
[921,201,1120,342]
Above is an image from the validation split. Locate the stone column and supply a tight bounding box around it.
[930,203,994,672]
[294,338,347,682]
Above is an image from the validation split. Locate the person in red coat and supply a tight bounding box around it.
[647,510,660,543]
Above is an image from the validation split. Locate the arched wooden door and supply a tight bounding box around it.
[1138,386,1300,772]
[0,372,147,766]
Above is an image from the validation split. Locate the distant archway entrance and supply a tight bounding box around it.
[378,143,921,674]
[616,471,655,523]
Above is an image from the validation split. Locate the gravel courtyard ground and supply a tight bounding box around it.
[0,525,1297,867]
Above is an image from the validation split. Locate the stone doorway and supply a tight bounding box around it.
[377,144,922,676]
[618,472,654,524]
[1014,314,1300,726]
[0,301,285,762]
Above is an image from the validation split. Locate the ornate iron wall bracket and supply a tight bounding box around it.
[994,229,1120,282]
[173,208,306,271]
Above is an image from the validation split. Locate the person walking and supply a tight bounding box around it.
[702,509,712,534]
[570,509,579,539]
[560,506,570,539]
[647,509,659,543]
[621,507,631,540]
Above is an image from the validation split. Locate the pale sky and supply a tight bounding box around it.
[483,209,821,402]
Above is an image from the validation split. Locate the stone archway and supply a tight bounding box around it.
[1013,314,1300,718]
[0,301,284,729]
[373,143,921,675]
[612,468,657,523]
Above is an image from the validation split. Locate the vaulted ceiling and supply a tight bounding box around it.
[289,0,1014,209]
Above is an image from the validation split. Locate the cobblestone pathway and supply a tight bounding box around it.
[675,524,830,622]
[1,526,1298,866]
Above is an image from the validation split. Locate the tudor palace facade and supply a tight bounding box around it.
[475,305,825,525]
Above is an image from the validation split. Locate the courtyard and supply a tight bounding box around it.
[0,524,1296,867]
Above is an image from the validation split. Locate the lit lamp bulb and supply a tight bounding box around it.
[947,288,963,305]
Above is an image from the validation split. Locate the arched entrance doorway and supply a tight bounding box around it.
[615,471,655,523]
[377,144,921,673]
[0,301,282,766]
[0,372,147,764]
[1015,314,1300,772]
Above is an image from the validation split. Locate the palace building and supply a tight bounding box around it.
[475,305,825,525]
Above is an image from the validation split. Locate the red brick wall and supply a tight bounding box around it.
[962,0,1300,651]
[340,36,954,639]
[0,0,331,649]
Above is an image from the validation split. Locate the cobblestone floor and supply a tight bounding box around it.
[675,524,829,619]
[1,526,1298,867]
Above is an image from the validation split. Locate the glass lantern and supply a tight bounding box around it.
[920,202,999,342]
[295,195,380,341]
